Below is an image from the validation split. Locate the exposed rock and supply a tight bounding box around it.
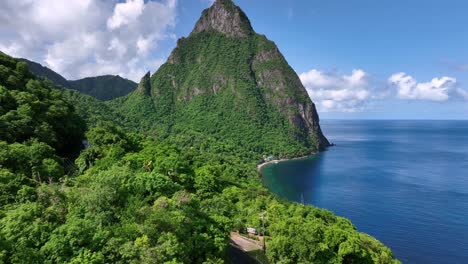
[254,49,281,64]
[191,0,253,38]
[135,71,151,96]
[250,39,330,149]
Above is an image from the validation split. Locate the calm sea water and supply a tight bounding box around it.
[262,120,468,263]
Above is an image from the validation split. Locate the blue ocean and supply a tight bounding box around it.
[262,120,468,263]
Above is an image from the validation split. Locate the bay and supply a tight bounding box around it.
[262,120,468,263]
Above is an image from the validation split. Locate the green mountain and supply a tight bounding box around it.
[69,75,137,101]
[117,0,329,157]
[19,58,71,89]
[0,1,400,263]
[20,59,137,101]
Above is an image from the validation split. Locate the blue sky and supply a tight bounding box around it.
[1,0,467,119]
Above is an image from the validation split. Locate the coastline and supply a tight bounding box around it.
[257,153,316,172]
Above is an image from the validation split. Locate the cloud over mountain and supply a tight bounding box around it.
[0,0,177,82]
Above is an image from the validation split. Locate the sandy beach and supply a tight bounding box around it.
[257,154,316,172]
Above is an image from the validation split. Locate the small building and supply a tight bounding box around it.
[247,227,257,235]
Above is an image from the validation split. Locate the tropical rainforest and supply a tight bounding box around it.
[0,0,400,263]
[20,58,137,101]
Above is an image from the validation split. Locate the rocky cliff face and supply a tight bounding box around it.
[121,0,329,153]
[191,0,253,38]
[249,36,330,150]
[135,71,152,96]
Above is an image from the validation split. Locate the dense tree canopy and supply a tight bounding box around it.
[21,58,137,101]
[0,51,399,263]
[0,52,85,156]
[0,52,85,209]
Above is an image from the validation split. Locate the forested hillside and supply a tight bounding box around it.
[116,0,329,157]
[68,75,137,101]
[0,51,398,264]
[21,59,137,101]
[0,0,400,263]
[19,59,71,89]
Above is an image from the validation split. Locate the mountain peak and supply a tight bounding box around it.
[191,0,253,37]
[122,0,330,152]
[135,71,151,96]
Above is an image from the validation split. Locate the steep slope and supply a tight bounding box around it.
[15,57,126,128]
[19,58,71,89]
[20,59,137,100]
[62,89,125,128]
[109,72,159,131]
[69,75,137,101]
[117,0,329,156]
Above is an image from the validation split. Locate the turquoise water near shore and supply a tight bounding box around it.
[262,120,468,263]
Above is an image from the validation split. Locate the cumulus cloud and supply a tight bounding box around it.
[300,69,378,112]
[301,69,468,112]
[107,0,145,30]
[0,0,177,81]
[388,73,461,101]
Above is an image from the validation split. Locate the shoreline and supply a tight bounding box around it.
[257,153,316,172]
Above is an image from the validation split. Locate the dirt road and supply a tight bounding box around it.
[228,232,266,264]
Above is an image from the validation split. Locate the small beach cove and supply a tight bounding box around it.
[257,154,317,172]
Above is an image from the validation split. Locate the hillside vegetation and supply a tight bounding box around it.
[21,59,137,101]
[68,75,137,101]
[0,0,400,263]
[117,33,328,160]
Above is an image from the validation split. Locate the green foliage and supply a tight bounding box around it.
[116,31,317,157]
[0,3,398,261]
[19,58,71,89]
[0,117,399,263]
[264,203,397,263]
[107,92,159,133]
[61,89,124,128]
[0,134,65,206]
[21,58,137,101]
[68,75,137,101]
[194,165,222,197]
[0,53,85,156]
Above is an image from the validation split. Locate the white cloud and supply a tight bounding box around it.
[109,38,128,58]
[107,0,145,30]
[388,72,459,101]
[300,69,467,113]
[300,69,377,112]
[137,36,153,56]
[0,0,177,82]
